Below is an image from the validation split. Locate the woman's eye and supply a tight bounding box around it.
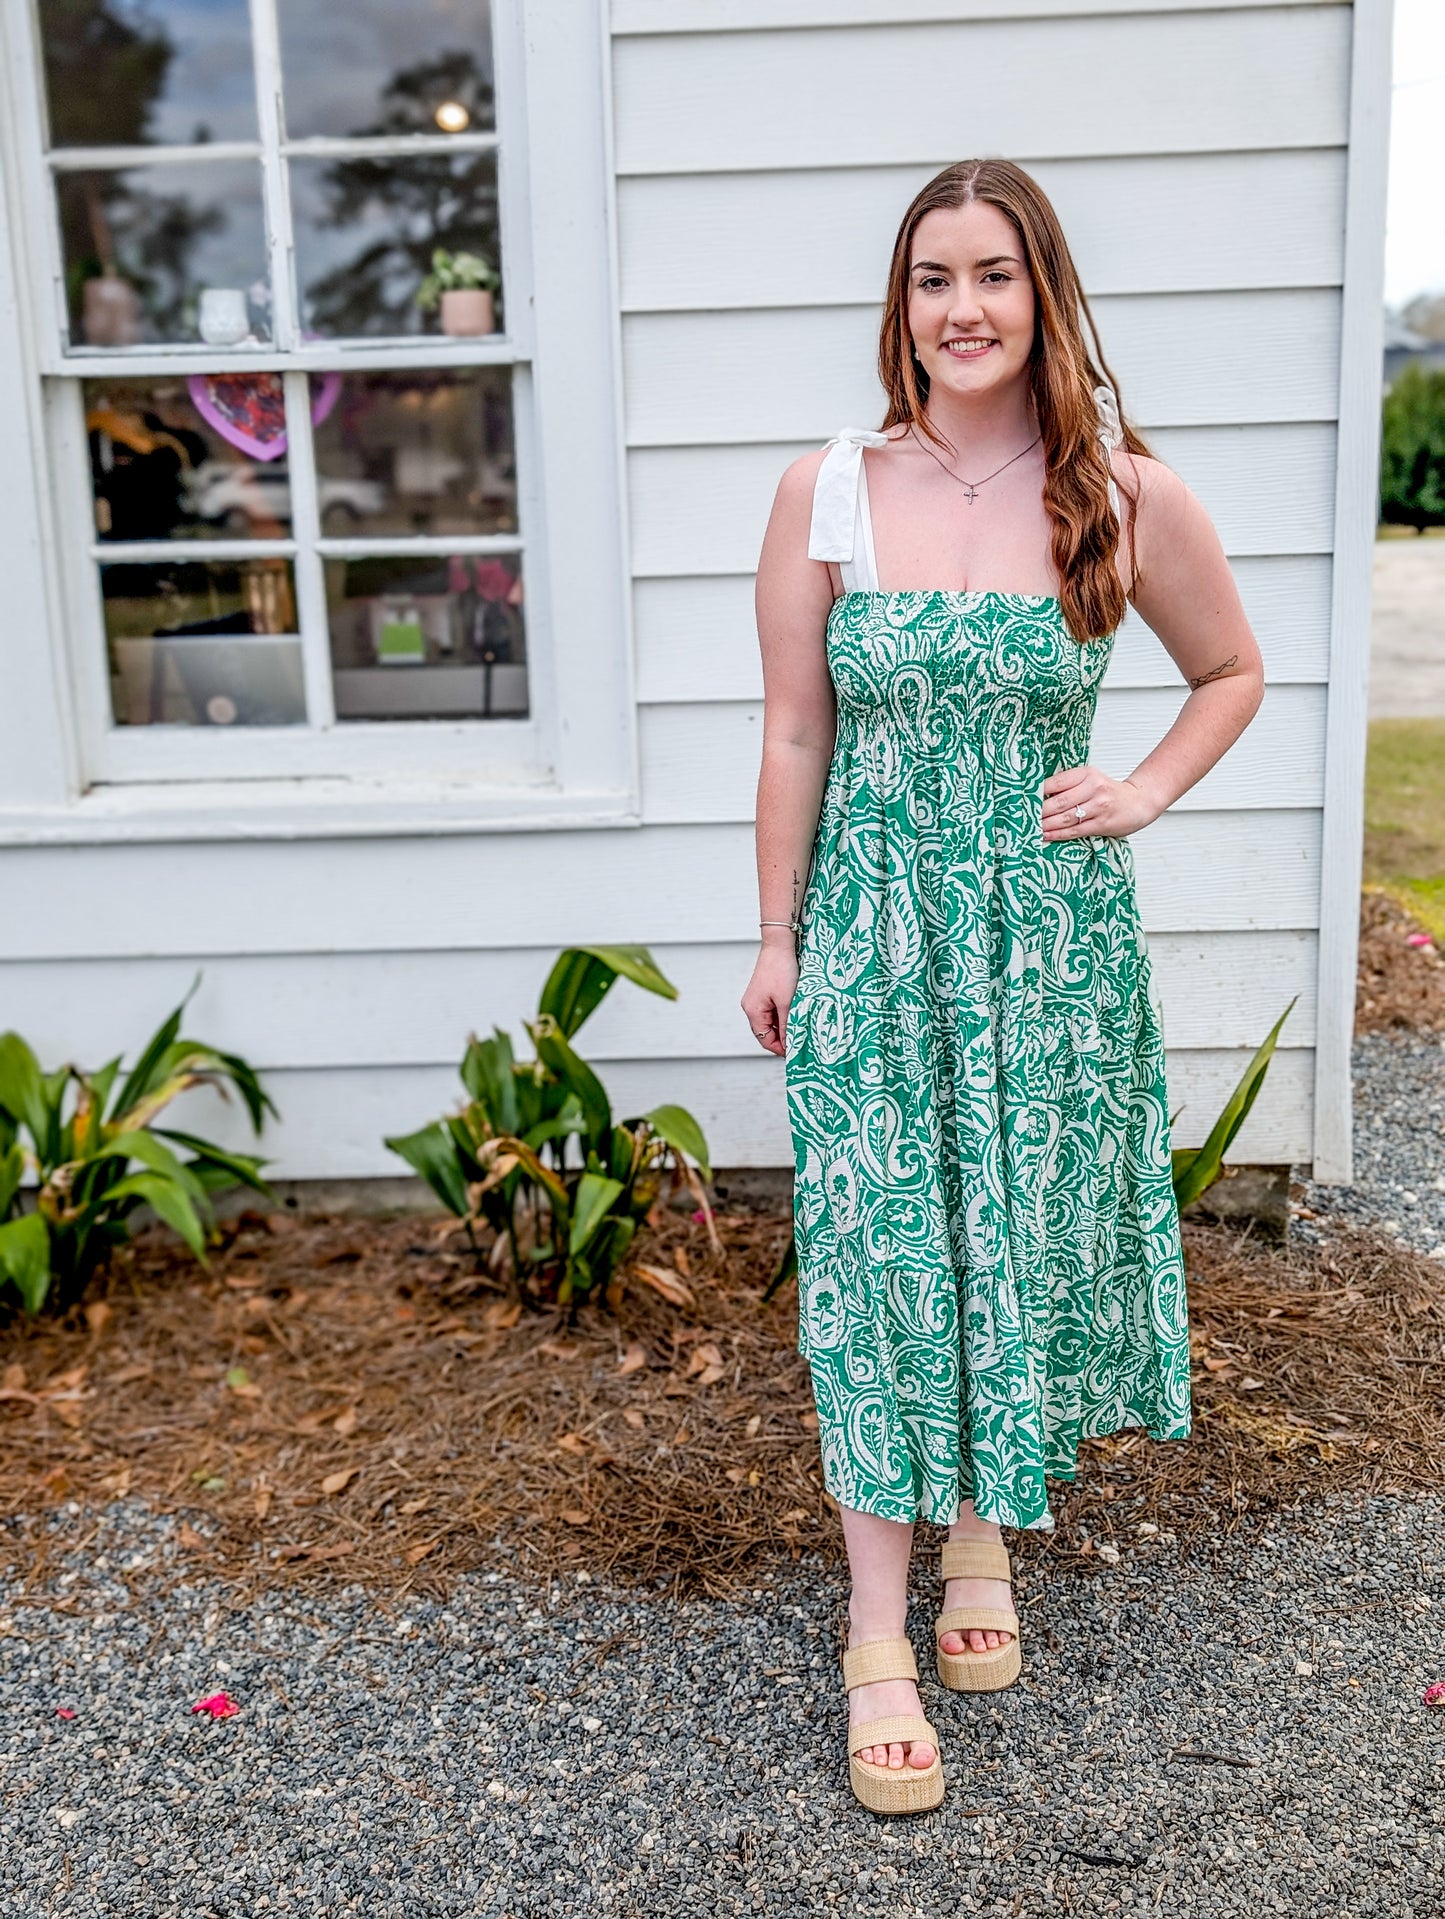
[983,271,1011,284]
[918,276,946,292]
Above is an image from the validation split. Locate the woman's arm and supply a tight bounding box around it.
[1041,454,1265,841]
[742,452,838,1057]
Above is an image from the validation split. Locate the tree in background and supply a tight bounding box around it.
[1380,362,1445,532]
[1401,292,1445,345]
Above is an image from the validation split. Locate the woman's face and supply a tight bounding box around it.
[905,201,1036,403]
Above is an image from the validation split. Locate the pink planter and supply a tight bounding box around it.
[439,289,495,337]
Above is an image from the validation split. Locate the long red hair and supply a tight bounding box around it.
[878,158,1150,644]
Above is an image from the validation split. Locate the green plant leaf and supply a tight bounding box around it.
[95,1172,207,1261]
[538,946,678,1040]
[104,1129,212,1208]
[460,1029,519,1133]
[385,1120,471,1219]
[152,1131,273,1199]
[111,984,197,1121]
[0,1033,48,1145]
[529,1016,612,1145]
[639,1103,712,1182]
[1173,997,1297,1211]
[569,1172,624,1256]
[0,1142,25,1220]
[0,1212,52,1313]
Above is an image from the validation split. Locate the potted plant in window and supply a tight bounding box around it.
[415,248,500,337]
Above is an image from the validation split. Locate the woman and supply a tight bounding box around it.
[742,158,1263,1815]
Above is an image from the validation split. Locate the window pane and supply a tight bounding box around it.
[311,370,516,539]
[102,558,304,727]
[39,0,257,148]
[326,553,526,722]
[290,153,500,340]
[277,1,495,139]
[57,163,269,349]
[83,373,302,542]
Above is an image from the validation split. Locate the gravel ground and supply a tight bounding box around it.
[1296,1032,1445,1259]
[2,1030,1442,1919]
[2,1493,1442,1919]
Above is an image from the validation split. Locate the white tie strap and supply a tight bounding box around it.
[1093,382,1123,522]
[807,427,891,564]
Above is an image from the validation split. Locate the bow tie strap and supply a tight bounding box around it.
[807,428,891,563]
[1093,383,1123,522]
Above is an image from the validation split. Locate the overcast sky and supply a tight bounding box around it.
[1386,0,1445,307]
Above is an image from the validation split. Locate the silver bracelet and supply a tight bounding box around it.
[760,918,802,933]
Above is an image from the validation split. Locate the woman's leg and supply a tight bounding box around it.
[938,1497,1015,1657]
[840,1504,936,1771]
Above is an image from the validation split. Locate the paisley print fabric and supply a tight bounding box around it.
[784,587,1193,1531]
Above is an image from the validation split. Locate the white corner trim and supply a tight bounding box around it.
[1312,0,1394,1183]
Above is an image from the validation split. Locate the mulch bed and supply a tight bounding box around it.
[1356,886,1445,1033]
[2,1201,1442,1602]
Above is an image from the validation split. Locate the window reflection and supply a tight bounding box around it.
[57,163,269,349]
[102,558,303,727]
[327,553,526,721]
[290,152,500,340]
[276,3,495,140]
[39,0,257,148]
[312,370,515,538]
[85,375,295,542]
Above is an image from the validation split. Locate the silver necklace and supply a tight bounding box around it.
[910,426,1041,504]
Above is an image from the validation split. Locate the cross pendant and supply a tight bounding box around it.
[962,485,978,504]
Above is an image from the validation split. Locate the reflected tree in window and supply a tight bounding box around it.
[301,52,501,339]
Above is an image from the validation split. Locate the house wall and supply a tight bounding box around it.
[0,0,1389,1182]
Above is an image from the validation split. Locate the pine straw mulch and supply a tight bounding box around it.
[1,1202,1442,1603]
[1356,886,1445,1034]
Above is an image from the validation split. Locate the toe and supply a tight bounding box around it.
[908,1740,936,1771]
[939,1630,964,1655]
[887,1741,905,1771]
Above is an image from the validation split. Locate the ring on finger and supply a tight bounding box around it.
[1074,801,1088,822]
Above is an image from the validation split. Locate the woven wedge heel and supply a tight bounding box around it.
[842,1635,946,1814]
[935,1536,1022,1693]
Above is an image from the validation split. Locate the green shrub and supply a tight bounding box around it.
[0,985,274,1316]
[1381,362,1445,531]
[386,945,711,1311]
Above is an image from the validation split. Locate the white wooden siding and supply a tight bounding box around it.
[0,0,1384,1184]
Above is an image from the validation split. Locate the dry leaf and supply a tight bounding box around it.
[399,1496,431,1516]
[685,1342,725,1380]
[537,1339,581,1361]
[555,1432,587,1455]
[83,1301,112,1335]
[560,1509,589,1526]
[780,1508,810,1524]
[276,1541,354,1563]
[321,1467,359,1496]
[405,1539,440,1565]
[178,1522,207,1551]
[106,1364,152,1387]
[673,1427,692,1446]
[621,1409,645,1430]
[696,1364,726,1387]
[799,1411,818,1432]
[745,1414,762,1438]
[632,1264,695,1310]
[51,1401,85,1429]
[673,1246,692,1278]
[332,1407,359,1437]
[1202,1355,1233,1373]
[617,1343,648,1377]
[1,1362,25,1392]
[253,1485,273,1521]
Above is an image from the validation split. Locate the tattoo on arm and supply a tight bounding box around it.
[791,868,802,915]
[1187,653,1238,689]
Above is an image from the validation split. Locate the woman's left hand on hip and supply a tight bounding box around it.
[1040,765,1157,841]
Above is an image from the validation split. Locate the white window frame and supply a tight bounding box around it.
[0,0,638,833]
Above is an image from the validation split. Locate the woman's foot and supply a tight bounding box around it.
[847,1617,937,1772]
[938,1511,1014,1659]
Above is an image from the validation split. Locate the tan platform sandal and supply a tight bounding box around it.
[934,1536,1022,1693]
[842,1635,946,1814]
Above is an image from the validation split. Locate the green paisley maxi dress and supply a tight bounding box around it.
[784,428,1192,1532]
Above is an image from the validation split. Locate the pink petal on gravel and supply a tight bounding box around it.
[1424,1681,1445,1707]
[55,1708,76,1720]
[691,1209,708,1222]
[1406,933,1435,950]
[191,1690,240,1719]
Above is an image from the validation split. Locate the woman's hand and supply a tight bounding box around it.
[1040,764,1160,842]
[741,939,800,1058]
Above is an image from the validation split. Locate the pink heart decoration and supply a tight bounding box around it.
[187,372,342,462]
